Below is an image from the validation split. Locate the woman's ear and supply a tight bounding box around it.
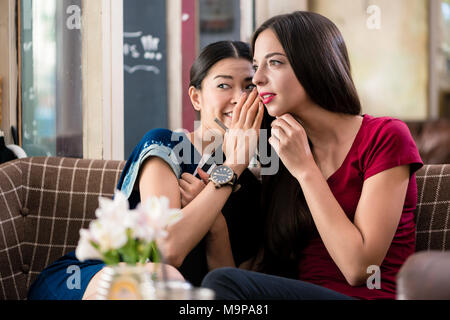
[188,86,202,112]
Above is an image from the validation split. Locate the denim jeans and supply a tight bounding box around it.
[201,267,356,300]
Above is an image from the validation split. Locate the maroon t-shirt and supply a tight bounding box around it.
[297,114,423,300]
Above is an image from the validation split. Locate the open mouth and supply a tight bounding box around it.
[224,112,233,119]
[260,93,276,104]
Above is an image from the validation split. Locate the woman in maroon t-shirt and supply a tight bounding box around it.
[201,11,423,300]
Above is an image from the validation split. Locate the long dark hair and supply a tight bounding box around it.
[252,11,362,278]
[190,41,252,89]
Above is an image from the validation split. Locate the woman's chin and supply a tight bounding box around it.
[266,105,283,118]
[224,117,232,127]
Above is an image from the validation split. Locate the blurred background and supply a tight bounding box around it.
[0,0,449,164]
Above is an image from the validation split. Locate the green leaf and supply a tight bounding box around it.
[138,242,153,264]
[149,241,160,264]
[102,250,120,265]
[120,233,138,265]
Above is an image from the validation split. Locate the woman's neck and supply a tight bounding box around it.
[291,105,363,151]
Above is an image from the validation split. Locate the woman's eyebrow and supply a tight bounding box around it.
[253,52,286,62]
[213,75,253,82]
[213,75,233,80]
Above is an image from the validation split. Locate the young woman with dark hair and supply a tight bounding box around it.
[28,41,265,300]
[202,11,423,300]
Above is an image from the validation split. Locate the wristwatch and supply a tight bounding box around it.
[209,165,241,192]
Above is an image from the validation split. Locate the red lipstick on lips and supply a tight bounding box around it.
[260,92,276,105]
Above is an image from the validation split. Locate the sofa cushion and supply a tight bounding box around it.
[415,164,450,251]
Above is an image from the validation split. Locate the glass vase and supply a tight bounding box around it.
[96,264,153,300]
[152,280,215,300]
[96,263,215,300]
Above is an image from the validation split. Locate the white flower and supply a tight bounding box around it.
[75,229,102,261]
[89,219,128,252]
[136,196,182,239]
[75,191,182,265]
[77,190,130,257]
[95,190,130,222]
[132,211,157,242]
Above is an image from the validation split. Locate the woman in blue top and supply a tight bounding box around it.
[28,41,265,299]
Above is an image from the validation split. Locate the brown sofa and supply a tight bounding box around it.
[405,119,450,165]
[0,157,449,300]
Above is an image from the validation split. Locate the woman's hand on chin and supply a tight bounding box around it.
[269,113,317,180]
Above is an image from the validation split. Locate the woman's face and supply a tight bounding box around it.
[190,58,255,133]
[252,29,310,117]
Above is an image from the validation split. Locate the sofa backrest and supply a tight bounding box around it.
[0,158,449,300]
[405,119,450,165]
[0,157,125,300]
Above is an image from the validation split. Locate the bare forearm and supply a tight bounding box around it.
[205,213,235,270]
[140,157,243,268]
[297,166,367,283]
[163,181,234,267]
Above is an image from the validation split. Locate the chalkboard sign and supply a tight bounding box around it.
[123,0,168,158]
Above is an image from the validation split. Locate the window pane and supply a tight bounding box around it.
[199,0,242,49]
[441,1,450,78]
[440,0,450,117]
[21,0,82,158]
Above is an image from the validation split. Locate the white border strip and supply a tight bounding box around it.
[102,0,112,160]
[111,0,124,160]
[102,0,124,160]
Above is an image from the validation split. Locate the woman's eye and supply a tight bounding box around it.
[252,65,258,71]
[246,84,256,91]
[218,84,231,89]
[269,60,282,66]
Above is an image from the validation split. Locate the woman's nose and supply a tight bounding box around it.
[252,67,266,87]
[231,89,244,105]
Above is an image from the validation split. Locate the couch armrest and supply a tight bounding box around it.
[397,251,450,300]
[0,159,25,300]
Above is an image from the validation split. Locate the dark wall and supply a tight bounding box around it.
[123,0,168,158]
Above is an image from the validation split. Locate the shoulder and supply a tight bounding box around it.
[141,128,179,146]
[361,115,414,148]
[118,129,187,194]
[359,115,423,179]
[364,114,409,135]
[131,129,190,156]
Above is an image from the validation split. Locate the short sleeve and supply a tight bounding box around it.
[363,119,423,181]
[119,129,183,199]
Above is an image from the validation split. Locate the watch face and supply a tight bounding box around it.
[211,165,233,184]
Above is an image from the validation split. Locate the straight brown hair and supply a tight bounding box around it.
[252,11,362,278]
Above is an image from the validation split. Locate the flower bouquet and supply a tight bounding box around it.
[75,190,182,299]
